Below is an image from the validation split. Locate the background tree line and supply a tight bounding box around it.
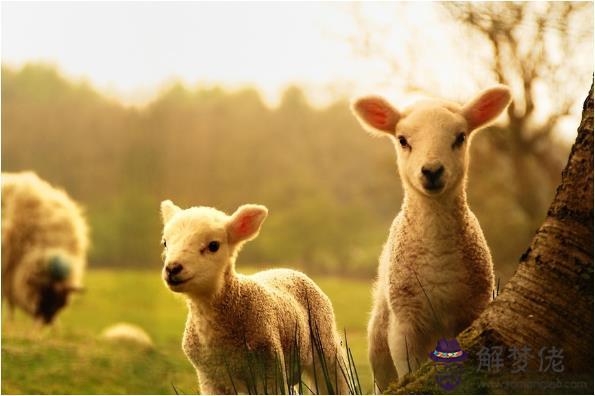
[1,64,571,280]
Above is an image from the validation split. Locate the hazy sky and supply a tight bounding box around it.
[1,1,592,143]
[2,2,457,107]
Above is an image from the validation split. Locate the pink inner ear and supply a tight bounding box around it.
[235,216,252,236]
[467,90,510,130]
[358,100,397,131]
[231,211,260,240]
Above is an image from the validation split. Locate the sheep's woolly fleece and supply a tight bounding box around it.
[1,171,89,319]
[352,86,511,391]
[160,202,348,394]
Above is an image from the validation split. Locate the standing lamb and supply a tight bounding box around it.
[2,171,89,324]
[351,86,511,391]
[160,200,348,394]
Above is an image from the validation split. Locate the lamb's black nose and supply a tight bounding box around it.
[166,263,183,276]
[421,165,445,183]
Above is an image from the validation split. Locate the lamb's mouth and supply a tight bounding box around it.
[423,182,445,194]
[166,277,193,287]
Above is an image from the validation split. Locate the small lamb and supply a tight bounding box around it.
[101,322,154,349]
[160,200,348,394]
[351,86,511,390]
[2,171,88,324]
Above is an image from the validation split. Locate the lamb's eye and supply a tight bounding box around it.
[453,132,466,149]
[397,136,410,149]
[207,241,220,253]
[162,240,167,248]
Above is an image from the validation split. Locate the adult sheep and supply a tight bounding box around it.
[2,171,88,324]
[351,86,511,391]
[160,200,348,394]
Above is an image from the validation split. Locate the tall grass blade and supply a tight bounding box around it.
[335,353,339,393]
[218,295,364,395]
[223,357,238,395]
[405,335,412,375]
[345,332,362,394]
[301,381,314,394]
[337,354,355,395]
[343,329,357,393]
[306,296,320,395]
[412,268,440,329]
[311,315,335,393]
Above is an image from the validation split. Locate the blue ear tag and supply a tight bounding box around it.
[47,255,71,281]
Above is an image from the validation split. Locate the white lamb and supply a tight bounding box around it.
[160,200,348,394]
[351,86,511,391]
[2,171,89,324]
[101,322,154,349]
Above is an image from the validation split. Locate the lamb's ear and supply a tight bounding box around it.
[227,204,268,244]
[462,85,512,132]
[351,96,400,136]
[161,200,182,224]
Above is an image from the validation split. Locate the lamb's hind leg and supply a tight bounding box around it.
[302,334,349,394]
[368,297,398,393]
[387,318,435,380]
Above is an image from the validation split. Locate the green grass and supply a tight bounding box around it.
[1,268,373,394]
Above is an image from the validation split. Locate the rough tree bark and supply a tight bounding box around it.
[392,84,593,394]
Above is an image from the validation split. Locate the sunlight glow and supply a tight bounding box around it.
[1,2,470,108]
[3,2,369,106]
[1,1,592,143]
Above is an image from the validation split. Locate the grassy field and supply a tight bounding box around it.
[1,268,373,394]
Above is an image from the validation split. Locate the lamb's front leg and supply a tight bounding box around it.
[368,296,397,392]
[387,316,436,379]
[198,372,234,395]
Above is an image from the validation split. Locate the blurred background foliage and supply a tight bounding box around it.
[2,63,573,282]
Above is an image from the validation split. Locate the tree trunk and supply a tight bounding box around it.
[392,84,593,394]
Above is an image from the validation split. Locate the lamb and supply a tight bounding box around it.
[101,322,154,349]
[160,200,348,394]
[1,171,89,324]
[351,86,511,391]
